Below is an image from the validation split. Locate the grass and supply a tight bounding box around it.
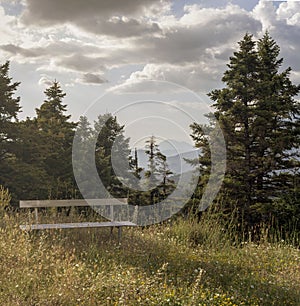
[0,191,299,305]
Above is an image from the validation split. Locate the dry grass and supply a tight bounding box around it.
[0,191,299,305]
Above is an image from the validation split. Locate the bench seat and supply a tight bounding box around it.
[20,221,136,231]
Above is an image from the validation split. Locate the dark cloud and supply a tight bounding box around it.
[55,54,106,73]
[1,44,41,57]
[1,3,262,89]
[79,17,161,38]
[1,41,104,58]
[79,73,107,84]
[2,1,298,94]
[21,0,165,37]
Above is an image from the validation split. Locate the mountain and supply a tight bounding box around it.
[158,140,196,156]
[166,149,199,174]
[132,140,200,175]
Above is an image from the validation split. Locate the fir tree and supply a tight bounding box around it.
[191,33,300,227]
[0,61,21,161]
[0,61,21,199]
[94,113,131,197]
[144,136,174,205]
[35,81,77,199]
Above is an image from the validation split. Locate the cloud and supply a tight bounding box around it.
[133,4,261,64]
[1,0,299,98]
[276,1,300,26]
[78,17,161,38]
[76,73,107,85]
[111,2,300,93]
[252,0,277,31]
[21,0,166,37]
[1,4,261,73]
[252,0,300,73]
[54,54,106,73]
[22,0,166,22]
[38,74,53,86]
[109,4,261,92]
[110,62,223,93]
[0,6,17,45]
[1,39,106,59]
[1,43,41,57]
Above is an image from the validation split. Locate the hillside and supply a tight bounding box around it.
[1,208,299,305]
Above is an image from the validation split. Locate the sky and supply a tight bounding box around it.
[0,0,300,149]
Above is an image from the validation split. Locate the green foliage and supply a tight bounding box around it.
[131,136,175,207]
[0,61,21,155]
[190,33,300,229]
[144,136,174,205]
[35,81,77,197]
[94,113,131,197]
[0,61,21,194]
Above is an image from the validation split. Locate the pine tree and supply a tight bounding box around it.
[0,61,21,198]
[94,113,131,197]
[128,148,144,206]
[72,116,94,199]
[130,148,143,180]
[191,33,300,227]
[253,33,300,207]
[35,81,77,199]
[208,33,259,223]
[11,118,50,201]
[0,61,21,160]
[144,136,174,205]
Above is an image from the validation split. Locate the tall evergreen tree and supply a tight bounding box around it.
[0,62,21,161]
[35,81,77,199]
[11,118,49,201]
[128,148,144,206]
[94,113,131,197]
[191,33,300,226]
[130,148,143,180]
[253,33,300,207]
[72,115,94,199]
[144,136,174,205]
[0,61,21,198]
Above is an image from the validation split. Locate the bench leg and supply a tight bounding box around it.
[110,226,114,240]
[109,227,122,244]
[118,227,122,244]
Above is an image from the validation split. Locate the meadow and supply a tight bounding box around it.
[0,189,299,305]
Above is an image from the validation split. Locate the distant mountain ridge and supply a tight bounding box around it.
[132,139,200,174]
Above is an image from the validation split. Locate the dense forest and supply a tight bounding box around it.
[0,32,299,235]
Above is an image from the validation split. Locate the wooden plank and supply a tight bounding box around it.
[19,198,128,208]
[34,208,39,224]
[19,221,136,231]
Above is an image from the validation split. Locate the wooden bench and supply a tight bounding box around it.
[19,198,136,243]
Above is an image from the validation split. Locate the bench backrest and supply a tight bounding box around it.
[19,198,128,208]
[20,198,128,223]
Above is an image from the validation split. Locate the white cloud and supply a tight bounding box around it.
[38,74,53,86]
[251,0,300,73]
[252,0,277,31]
[110,62,223,93]
[276,1,300,25]
[0,6,17,45]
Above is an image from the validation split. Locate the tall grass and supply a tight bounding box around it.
[0,187,299,305]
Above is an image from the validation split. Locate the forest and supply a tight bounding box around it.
[0,32,299,236]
